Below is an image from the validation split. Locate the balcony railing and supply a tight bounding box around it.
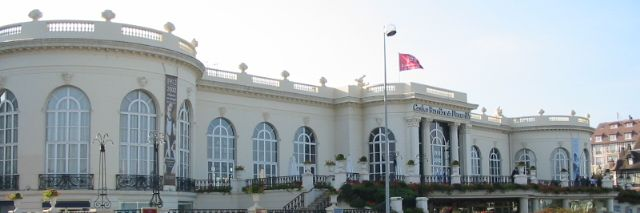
[346,173,360,182]
[0,175,18,190]
[245,176,302,190]
[39,174,93,190]
[313,175,333,188]
[116,174,162,191]
[422,175,450,184]
[369,174,405,182]
[176,177,196,192]
[460,175,512,184]
[194,178,231,192]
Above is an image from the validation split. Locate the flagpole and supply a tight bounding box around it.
[383,24,396,213]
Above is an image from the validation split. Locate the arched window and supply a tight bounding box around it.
[0,90,18,179]
[430,122,449,176]
[580,149,589,177]
[46,86,91,174]
[470,146,481,175]
[253,122,278,178]
[515,148,536,170]
[119,90,156,175]
[177,102,191,178]
[293,126,316,175]
[489,148,501,176]
[368,127,396,180]
[208,118,235,180]
[552,148,569,180]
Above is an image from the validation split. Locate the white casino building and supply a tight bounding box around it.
[0,10,616,212]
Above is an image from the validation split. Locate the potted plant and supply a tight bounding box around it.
[327,186,339,206]
[529,166,537,176]
[335,154,346,172]
[243,183,264,209]
[407,160,416,166]
[335,154,346,161]
[7,192,22,212]
[451,160,460,166]
[325,160,336,172]
[42,189,59,211]
[358,156,367,163]
[235,165,245,179]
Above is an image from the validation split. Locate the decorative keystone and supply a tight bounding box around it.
[102,10,115,22]
[320,77,327,87]
[239,63,248,73]
[29,9,42,21]
[281,70,290,80]
[164,22,175,33]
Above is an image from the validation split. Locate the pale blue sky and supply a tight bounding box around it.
[2,0,638,126]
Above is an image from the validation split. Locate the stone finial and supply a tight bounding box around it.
[538,109,545,116]
[587,113,591,119]
[102,10,115,22]
[28,9,42,21]
[281,70,290,80]
[164,22,175,33]
[191,39,199,47]
[571,110,576,116]
[320,77,327,87]
[239,63,248,73]
[62,72,73,84]
[496,107,503,117]
[481,107,487,115]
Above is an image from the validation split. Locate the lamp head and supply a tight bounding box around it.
[385,24,397,37]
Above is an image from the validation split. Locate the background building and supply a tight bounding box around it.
[590,118,639,173]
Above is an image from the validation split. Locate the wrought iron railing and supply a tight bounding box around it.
[116,174,162,191]
[341,209,378,213]
[194,178,232,192]
[369,174,405,182]
[168,209,247,213]
[246,176,302,190]
[461,175,511,184]
[346,173,360,182]
[114,210,141,213]
[421,175,450,184]
[0,175,18,190]
[176,177,196,192]
[38,174,93,190]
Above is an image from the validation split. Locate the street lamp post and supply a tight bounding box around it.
[149,131,165,208]
[383,24,396,213]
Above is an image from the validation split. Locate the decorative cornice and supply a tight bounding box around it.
[196,80,335,107]
[0,38,205,76]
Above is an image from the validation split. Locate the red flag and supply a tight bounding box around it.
[399,53,423,71]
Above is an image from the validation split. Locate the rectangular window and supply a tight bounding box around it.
[626,123,633,128]
[608,144,617,153]
[594,146,602,155]
[610,124,618,129]
[595,157,603,165]
[625,133,632,140]
[609,135,617,141]
[595,136,602,142]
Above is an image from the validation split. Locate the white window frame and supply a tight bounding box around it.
[515,148,536,170]
[369,127,396,179]
[624,133,632,140]
[470,146,481,175]
[208,118,236,180]
[177,103,190,178]
[625,123,633,128]
[430,122,449,176]
[0,90,18,177]
[609,134,616,141]
[552,148,569,180]
[119,90,156,175]
[489,148,501,176]
[610,124,618,129]
[252,122,278,178]
[46,87,90,174]
[293,126,316,175]
[595,136,602,142]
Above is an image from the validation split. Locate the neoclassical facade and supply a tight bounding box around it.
[0,11,606,212]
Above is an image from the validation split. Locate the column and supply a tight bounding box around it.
[450,122,460,163]
[519,197,529,213]
[562,199,571,209]
[531,198,540,212]
[406,117,421,164]
[606,198,614,213]
[422,118,433,175]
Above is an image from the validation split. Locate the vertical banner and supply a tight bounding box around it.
[572,138,580,179]
[164,75,178,185]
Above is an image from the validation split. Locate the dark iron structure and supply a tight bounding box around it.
[93,132,112,208]
[149,131,165,208]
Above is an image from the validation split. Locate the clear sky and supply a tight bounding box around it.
[2,0,639,126]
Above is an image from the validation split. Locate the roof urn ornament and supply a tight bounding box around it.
[495,107,503,117]
[191,39,199,47]
[481,107,487,115]
[239,63,248,73]
[281,70,290,80]
[164,22,175,33]
[538,109,545,116]
[102,10,115,22]
[320,77,327,87]
[587,113,591,119]
[571,110,576,116]
[28,9,42,21]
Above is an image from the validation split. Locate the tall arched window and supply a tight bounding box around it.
[119,90,156,175]
[470,146,481,175]
[208,118,235,180]
[293,126,316,175]
[253,122,278,178]
[489,148,501,176]
[46,86,91,174]
[430,122,449,176]
[580,149,589,177]
[515,148,536,169]
[0,90,18,180]
[177,103,191,178]
[368,127,396,180]
[552,148,569,180]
